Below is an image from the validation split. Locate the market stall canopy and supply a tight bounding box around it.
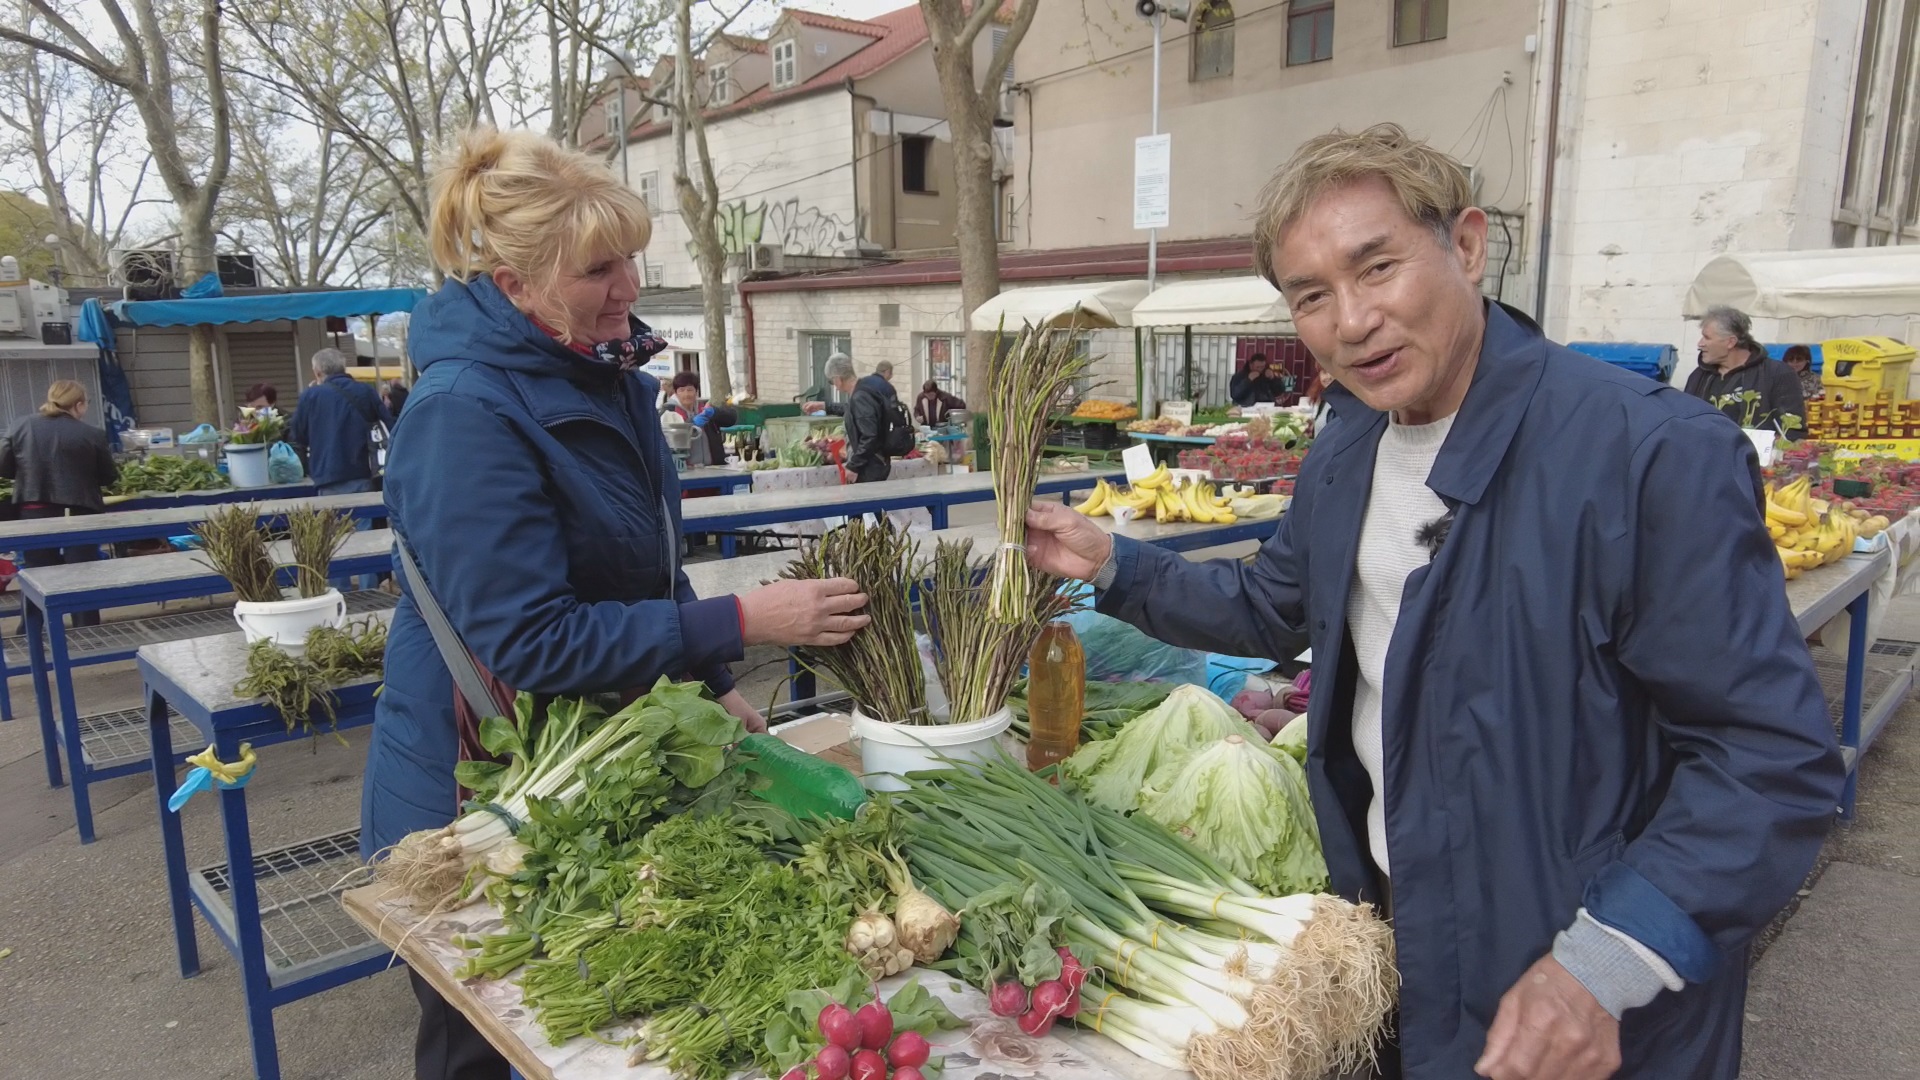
[108,287,428,328]
[1684,247,1920,319]
[968,280,1150,331]
[1130,276,1294,332]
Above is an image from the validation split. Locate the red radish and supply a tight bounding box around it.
[849,1049,887,1080]
[854,1000,893,1050]
[1017,1007,1056,1038]
[1056,947,1087,991]
[819,1004,859,1050]
[989,980,1028,1017]
[887,1031,931,1068]
[1060,986,1083,1018]
[893,1070,926,1080]
[780,1068,810,1080]
[814,1045,851,1080]
[1030,979,1073,1021]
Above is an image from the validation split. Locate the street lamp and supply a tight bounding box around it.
[43,233,62,288]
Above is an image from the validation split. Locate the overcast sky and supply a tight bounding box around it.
[794,0,918,20]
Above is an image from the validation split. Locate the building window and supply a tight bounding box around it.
[604,99,623,137]
[1838,0,1920,240]
[804,332,853,402]
[1288,0,1333,64]
[637,172,658,211]
[645,263,664,289]
[901,135,933,193]
[920,334,965,396]
[1393,0,1447,46]
[655,79,673,124]
[709,63,731,106]
[1189,0,1234,81]
[773,39,797,88]
[991,27,1014,82]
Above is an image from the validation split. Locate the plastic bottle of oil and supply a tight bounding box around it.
[1026,621,1085,771]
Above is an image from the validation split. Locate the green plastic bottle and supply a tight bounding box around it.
[735,733,869,820]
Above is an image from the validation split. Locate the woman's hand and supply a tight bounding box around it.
[1025,500,1114,582]
[717,688,767,734]
[739,578,870,646]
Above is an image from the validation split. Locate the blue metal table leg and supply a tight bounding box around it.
[24,598,62,788]
[47,609,95,842]
[151,686,200,978]
[0,613,13,721]
[721,532,738,558]
[1839,590,1869,820]
[789,651,815,702]
[216,724,283,1080]
[929,500,949,530]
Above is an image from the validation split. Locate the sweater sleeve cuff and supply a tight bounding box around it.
[1552,908,1685,1020]
[1091,548,1121,591]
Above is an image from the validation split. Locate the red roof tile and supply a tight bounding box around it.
[784,9,889,36]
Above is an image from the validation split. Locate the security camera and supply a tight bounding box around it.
[1135,0,1190,21]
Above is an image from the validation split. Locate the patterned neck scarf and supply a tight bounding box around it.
[587,321,670,372]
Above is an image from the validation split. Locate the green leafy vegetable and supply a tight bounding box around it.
[953,877,1074,990]
[1007,679,1176,743]
[1271,712,1308,764]
[1140,734,1328,895]
[1060,684,1252,812]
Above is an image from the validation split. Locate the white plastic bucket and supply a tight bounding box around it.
[233,588,346,651]
[850,705,1014,792]
[226,443,271,488]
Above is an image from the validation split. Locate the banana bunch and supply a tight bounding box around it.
[187,742,257,785]
[1767,478,1858,579]
[1072,473,1240,524]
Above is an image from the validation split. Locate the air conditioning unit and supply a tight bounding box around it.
[218,253,259,288]
[118,249,175,288]
[748,243,785,272]
[998,86,1016,119]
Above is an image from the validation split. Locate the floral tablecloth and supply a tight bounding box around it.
[747,458,935,538]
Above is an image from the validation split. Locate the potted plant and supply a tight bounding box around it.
[195,505,353,650]
[225,407,286,488]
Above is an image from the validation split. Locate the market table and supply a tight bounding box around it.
[143,616,393,1080]
[672,466,755,495]
[0,491,388,722]
[1787,548,1899,818]
[338,711,1182,1080]
[19,529,399,842]
[109,481,317,510]
[681,468,1121,556]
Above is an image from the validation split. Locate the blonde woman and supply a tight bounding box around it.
[0,381,117,626]
[365,128,869,1079]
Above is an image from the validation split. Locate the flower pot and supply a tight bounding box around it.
[233,588,346,651]
[225,443,271,488]
[849,705,1014,792]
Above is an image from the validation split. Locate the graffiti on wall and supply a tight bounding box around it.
[701,198,865,259]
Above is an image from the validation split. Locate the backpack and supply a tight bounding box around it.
[326,380,391,478]
[881,394,916,456]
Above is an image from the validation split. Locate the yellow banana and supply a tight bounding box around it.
[1766,501,1808,527]
[1073,479,1107,515]
[1135,463,1171,490]
[1183,483,1216,524]
[1768,522,1786,540]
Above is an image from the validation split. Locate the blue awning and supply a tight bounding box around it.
[108,287,427,328]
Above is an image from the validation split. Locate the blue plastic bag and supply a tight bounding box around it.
[268,441,305,484]
[179,423,221,444]
[1062,606,1210,686]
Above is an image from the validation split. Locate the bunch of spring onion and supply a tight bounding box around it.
[896,755,1396,1080]
[371,679,743,912]
[985,324,1093,624]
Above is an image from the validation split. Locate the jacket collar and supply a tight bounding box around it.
[1318,301,1548,507]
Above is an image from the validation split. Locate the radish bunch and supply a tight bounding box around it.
[987,946,1088,1039]
[783,1000,938,1080]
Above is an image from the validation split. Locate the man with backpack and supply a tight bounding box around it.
[805,353,913,483]
[289,347,393,589]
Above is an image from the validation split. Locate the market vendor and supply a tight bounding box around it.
[368,125,871,1080]
[1683,305,1807,439]
[1024,124,1839,1080]
[1229,353,1288,406]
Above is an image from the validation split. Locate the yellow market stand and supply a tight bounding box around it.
[1822,337,1917,405]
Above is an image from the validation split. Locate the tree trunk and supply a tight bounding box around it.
[672,0,733,402]
[181,215,222,424]
[935,71,1001,408]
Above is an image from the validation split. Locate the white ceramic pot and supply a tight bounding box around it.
[849,705,1015,792]
[225,443,271,488]
[233,588,346,651]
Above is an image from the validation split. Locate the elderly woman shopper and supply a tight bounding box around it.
[368,127,870,1080]
[0,381,118,626]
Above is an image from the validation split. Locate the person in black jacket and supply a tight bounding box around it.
[1230,353,1289,406]
[804,353,894,482]
[0,380,119,625]
[1683,306,1806,438]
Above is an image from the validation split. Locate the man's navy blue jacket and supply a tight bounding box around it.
[289,373,391,486]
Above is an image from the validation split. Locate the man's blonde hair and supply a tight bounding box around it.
[428,127,652,341]
[1252,123,1474,286]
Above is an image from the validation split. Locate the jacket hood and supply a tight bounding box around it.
[409,274,610,380]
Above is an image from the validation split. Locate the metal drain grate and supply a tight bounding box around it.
[1812,656,1904,730]
[77,705,199,769]
[197,830,376,974]
[3,590,395,666]
[1870,638,1920,658]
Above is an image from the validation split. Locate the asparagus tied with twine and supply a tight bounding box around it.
[192,505,281,604]
[987,325,1094,623]
[779,516,931,724]
[922,538,1078,726]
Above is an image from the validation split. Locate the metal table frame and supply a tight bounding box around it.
[20,539,397,842]
[1788,548,1895,819]
[143,635,390,1080]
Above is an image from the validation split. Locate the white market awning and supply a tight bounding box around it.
[1129,276,1293,333]
[1683,246,1920,319]
[968,280,1150,331]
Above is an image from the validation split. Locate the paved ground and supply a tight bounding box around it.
[0,518,1914,1079]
